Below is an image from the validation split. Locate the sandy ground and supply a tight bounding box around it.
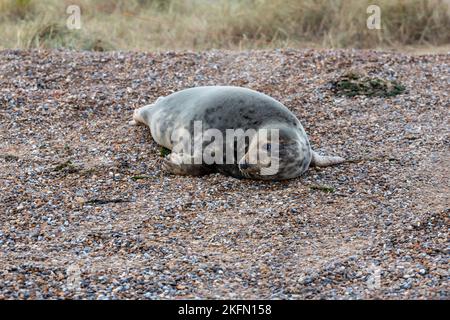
[0,49,448,299]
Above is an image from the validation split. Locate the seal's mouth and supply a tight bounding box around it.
[238,159,277,179]
[238,147,281,178]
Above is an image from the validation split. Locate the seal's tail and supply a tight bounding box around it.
[310,151,345,167]
[130,96,164,126]
[129,106,148,126]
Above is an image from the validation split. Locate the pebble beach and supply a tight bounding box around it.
[0,49,448,299]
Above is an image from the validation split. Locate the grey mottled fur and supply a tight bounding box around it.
[132,86,344,180]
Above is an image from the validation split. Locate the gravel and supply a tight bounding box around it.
[0,49,448,299]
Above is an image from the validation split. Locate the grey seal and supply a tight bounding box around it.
[131,86,344,180]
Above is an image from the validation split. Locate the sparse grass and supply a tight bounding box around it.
[53,160,80,174]
[0,0,34,20]
[309,184,336,193]
[0,0,449,51]
[131,175,153,180]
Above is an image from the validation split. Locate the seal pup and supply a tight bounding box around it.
[131,86,345,180]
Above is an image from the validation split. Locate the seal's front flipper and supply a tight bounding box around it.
[129,119,142,126]
[310,151,345,167]
[161,153,213,176]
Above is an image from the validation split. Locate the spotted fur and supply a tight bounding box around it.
[132,86,345,180]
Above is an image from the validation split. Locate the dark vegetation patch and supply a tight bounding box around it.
[131,175,154,181]
[159,147,171,157]
[84,198,132,205]
[53,160,80,174]
[330,71,406,97]
[309,184,335,193]
[1,154,19,161]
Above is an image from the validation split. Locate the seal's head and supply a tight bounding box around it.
[238,126,312,180]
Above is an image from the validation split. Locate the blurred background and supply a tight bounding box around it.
[1,0,449,53]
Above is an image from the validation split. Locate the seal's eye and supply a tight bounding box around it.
[265,144,271,152]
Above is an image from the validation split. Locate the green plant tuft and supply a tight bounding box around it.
[331,71,406,97]
[310,184,336,193]
[159,147,171,157]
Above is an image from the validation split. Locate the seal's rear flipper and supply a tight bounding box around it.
[310,151,345,167]
[130,105,152,126]
[130,97,165,126]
